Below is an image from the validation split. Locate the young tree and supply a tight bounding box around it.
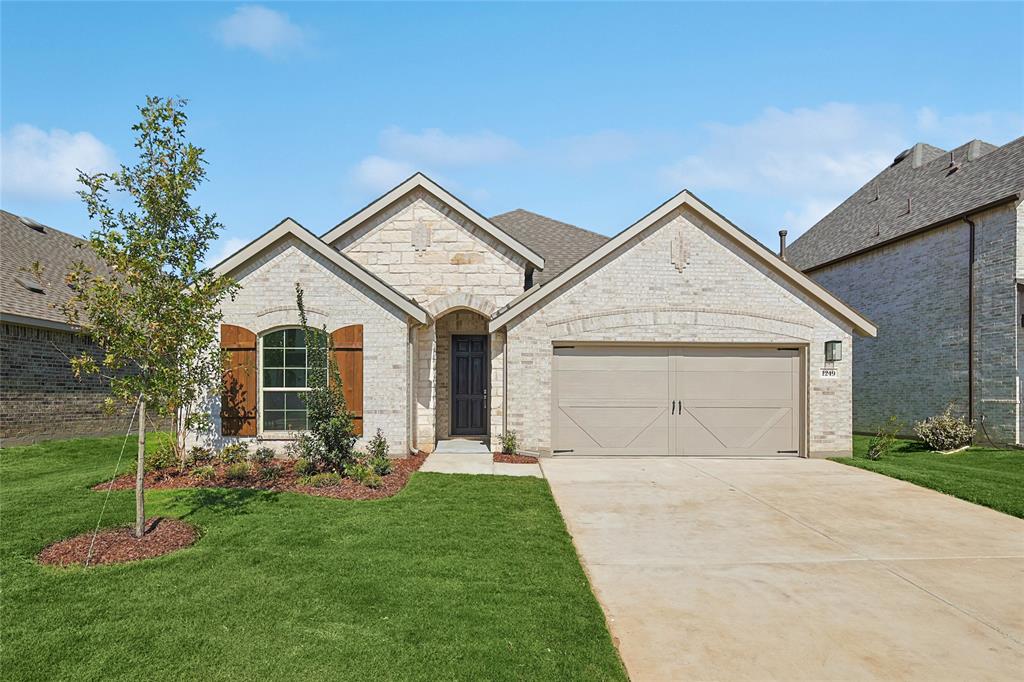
[64,96,237,538]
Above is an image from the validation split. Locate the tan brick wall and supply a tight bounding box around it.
[501,207,856,457]
[200,236,411,454]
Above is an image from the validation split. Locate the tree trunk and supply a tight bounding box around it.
[135,396,146,539]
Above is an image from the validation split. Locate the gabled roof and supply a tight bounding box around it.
[489,190,877,337]
[490,209,609,284]
[0,210,108,330]
[214,217,429,324]
[322,173,545,270]
[789,137,1024,271]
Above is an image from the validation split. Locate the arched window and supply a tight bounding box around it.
[260,328,326,433]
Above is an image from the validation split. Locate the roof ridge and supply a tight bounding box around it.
[490,208,609,240]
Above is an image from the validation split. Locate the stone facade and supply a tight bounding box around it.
[810,201,1022,444]
[203,236,411,453]
[502,208,855,457]
[0,322,133,445]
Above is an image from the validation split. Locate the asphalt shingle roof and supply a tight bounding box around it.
[489,209,609,285]
[0,210,106,325]
[788,136,1024,271]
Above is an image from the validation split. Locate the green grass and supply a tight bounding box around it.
[1,436,626,681]
[832,435,1024,518]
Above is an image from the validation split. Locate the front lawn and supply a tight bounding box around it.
[2,436,626,681]
[833,435,1024,518]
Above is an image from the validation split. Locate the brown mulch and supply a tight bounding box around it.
[37,518,198,567]
[493,452,539,464]
[92,451,428,501]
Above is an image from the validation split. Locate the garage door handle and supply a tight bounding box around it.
[671,400,676,415]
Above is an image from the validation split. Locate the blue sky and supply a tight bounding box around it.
[2,2,1022,263]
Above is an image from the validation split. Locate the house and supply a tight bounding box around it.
[788,137,1024,444]
[0,211,127,445]
[208,173,876,457]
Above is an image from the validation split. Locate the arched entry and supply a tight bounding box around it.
[434,308,490,440]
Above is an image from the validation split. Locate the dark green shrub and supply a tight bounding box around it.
[192,465,216,481]
[300,472,341,488]
[186,446,214,467]
[220,442,250,464]
[226,462,250,481]
[345,462,382,488]
[367,428,392,475]
[293,457,315,476]
[866,416,903,460]
[259,463,283,482]
[250,446,275,465]
[145,443,178,473]
[499,431,518,455]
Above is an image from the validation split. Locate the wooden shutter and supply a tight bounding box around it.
[331,325,364,436]
[221,324,258,437]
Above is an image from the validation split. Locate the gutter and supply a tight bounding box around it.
[803,193,1021,274]
[966,217,976,426]
[0,312,79,333]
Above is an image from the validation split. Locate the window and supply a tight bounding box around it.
[261,328,326,432]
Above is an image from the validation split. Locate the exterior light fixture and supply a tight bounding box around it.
[824,340,843,362]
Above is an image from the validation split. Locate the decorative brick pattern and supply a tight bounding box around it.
[502,208,855,457]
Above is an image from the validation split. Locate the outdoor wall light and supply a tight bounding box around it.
[824,340,843,362]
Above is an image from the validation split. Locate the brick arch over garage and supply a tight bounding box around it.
[542,306,816,343]
[425,292,498,320]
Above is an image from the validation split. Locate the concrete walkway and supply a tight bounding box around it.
[420,440,543,477]
[544,456,1024,681]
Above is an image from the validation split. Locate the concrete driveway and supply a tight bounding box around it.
[542,457,1024,681]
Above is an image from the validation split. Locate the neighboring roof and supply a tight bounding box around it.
[0,210,106,330]
[321,173,545,270]
[213,217,429,324]
[789,137,1024,271]
[489,209,610,285]
[489,190,878,337]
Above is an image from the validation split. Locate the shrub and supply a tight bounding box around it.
[250,446,275,465]
[345,462,382,488]
[192,465,216,481]
[367,429,392,475]
[259,463,283,483]
[186,446,214,467]
[499,431,518,455]
[219,441,250,464]
[226,462,250,481]
[914,406,976,452]
[300,472,342,488]
[866,416,903,460]
[293,457,315,476]
[145,443,178,473]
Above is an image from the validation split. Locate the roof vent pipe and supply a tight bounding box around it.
[778,229,788,261]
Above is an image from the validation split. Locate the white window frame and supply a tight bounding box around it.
[258,327,325,439]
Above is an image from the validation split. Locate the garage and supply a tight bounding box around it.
[552,345,802,456]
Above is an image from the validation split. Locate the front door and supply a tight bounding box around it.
[451,334,488,435]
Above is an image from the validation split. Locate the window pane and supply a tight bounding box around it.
[285,391,307,409]
[264,392,285,410]
[285,328,305,348]
[284,349,306,367]
[264,330,285,348]
[264,411,286,431]
[284,368,306,387]
[263,348,283,367]
[285,410,307,431]
[263,369,284,387]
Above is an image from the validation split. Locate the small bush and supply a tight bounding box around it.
[866,416,903,460]
[145,443,178,473]
[192,465,216,481]
[345,462,382,488]
[219,442,250,464]
[499,431,518,455]
[366,429,392,475]
[250,446,275,465]
[293,457,315,476]
[259,463,283,482]
[186,446,214,467]
[370,456,392,476]
[226,462,250,481]
[914,406,975,452]
[300,472,342,488]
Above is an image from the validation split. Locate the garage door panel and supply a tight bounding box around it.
[678,371,794,401]
[557,404,669,453]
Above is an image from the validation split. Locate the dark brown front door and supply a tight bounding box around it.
[451,335,488,435]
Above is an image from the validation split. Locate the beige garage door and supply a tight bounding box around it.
[552,346,801,456]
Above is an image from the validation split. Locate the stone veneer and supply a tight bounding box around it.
[499,207,856,457]
[811,201,1021,443]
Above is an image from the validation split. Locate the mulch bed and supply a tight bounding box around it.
[37,518,197,567]
[92,451,428,501]
[493,452,539,464]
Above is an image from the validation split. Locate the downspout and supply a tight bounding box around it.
[966,216,976,427]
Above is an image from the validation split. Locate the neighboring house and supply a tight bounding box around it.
[208,173,874,458]
[788,137,1024,444]
[0,211,127,445]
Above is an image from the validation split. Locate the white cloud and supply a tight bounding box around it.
[0,124,117,201]
[217,5,308,56]
[378,127,521,167]
[349,155,416,193]
[915,106,1023,145]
